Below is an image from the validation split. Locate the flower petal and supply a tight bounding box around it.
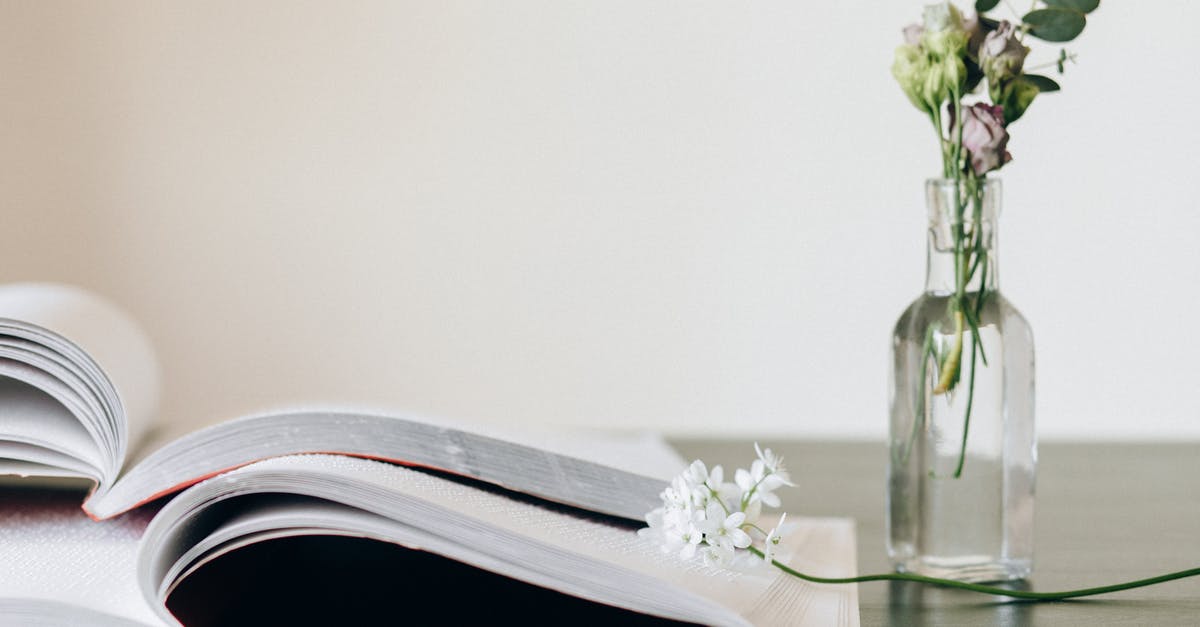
[708,465,723,487]
[728,528,752,549]
[735,468,753,491]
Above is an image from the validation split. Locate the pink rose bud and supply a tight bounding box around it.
[959,103,1012,175]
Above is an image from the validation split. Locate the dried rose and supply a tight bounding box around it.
[959,103,1012,175]
[961,9,985,58]
[980,21,1029,84]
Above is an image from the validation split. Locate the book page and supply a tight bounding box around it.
[0,487,162,626]
[98,408,679,520]
[0,283,160,453]
[0,376,104,474]
[129,401,685,480]
[145,455,858,626]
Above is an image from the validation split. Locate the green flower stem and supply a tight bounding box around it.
[952,333,978,479]
[935,174,988,477]
[711,488,732,516]
[747,546,1200,601]
[975,254,990,321]
[970,179,987,310]
[963,305,988,366]
[919,101,988,478]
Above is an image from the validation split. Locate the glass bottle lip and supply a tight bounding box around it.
[924,176,1001,191]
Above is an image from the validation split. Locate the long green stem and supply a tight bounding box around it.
[920,98,988,478]
[941,175,987,477]
[963,306,988,366]
[748,546,1200,601]
[952,331,978,478]
[971,181,989,323]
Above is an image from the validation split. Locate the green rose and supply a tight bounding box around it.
[892,3,971,114]
[921,53,967,111]
[922,27,969,61]
[892,44,931,111]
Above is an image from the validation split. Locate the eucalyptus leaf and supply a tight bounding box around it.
[1024,74,1062,92]
[975,0,1001,11]
[1044,0,1100,13]
[1023,8,1087,42]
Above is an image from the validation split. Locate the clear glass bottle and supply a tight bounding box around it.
[887,178,1036,582]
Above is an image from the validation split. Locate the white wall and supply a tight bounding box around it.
[1,1,1196,440]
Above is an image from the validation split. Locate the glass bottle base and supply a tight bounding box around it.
[892,555,1031,583]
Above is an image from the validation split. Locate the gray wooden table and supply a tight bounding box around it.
[670,441,1200,626]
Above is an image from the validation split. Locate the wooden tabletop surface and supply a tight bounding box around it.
[670,440,1200,626]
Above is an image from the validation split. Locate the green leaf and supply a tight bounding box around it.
[1043,0,1100,13]
[1024,74,1062,92]
[975,0,1001,11]
[1023,8,1087,42]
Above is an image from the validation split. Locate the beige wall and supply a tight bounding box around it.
[2,2,1197,439]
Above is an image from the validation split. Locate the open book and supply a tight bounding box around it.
[0,283,860,625]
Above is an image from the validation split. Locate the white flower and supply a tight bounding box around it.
[642,444,798,573]
[700,542,736,569]
[682,459,705,484]
[734,443,795,508]
[704,464,725,493]
[754,443,794,486]
[762,513,787,563]
[660,476,690,511]
[694,503,752,551]
[664,520,704,560]
[640,505,705,559]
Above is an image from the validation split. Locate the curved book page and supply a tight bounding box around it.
[0,283,159,486]
[86,410,673,521]
[139,455,859,627]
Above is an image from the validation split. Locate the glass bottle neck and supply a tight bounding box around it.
[925,221,999,295]
[923,178,1001,296]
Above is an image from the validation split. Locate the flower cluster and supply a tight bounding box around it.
[893,1,1098,177]
[892,3,972,116]
[888,3,1100,475]
[639,444,794,570]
